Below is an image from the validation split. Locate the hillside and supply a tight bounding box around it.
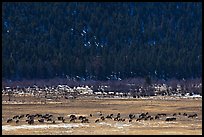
[2,2,202,81]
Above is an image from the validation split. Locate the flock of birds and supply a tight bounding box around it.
[5,112,198,125]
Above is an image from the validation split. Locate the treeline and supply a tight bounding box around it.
[2,2,202,81]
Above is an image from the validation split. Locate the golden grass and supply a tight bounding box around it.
[2,96,202,135]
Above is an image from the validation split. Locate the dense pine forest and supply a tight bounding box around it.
[2,2,202,81]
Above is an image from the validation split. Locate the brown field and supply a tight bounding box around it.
[2,95,202,135]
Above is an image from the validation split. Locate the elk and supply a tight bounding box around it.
[165,117,176,121]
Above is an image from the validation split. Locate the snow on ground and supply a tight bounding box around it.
[2,123,90,131]
[185,94,202,98]
[3,122,133,131]
[113,123,132,129]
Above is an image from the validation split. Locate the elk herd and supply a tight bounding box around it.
[5,111,198,125]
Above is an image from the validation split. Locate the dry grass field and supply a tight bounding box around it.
[2,95,202,135]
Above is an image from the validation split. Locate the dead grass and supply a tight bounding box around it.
[2,96,202,135]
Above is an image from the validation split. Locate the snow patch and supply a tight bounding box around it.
[114,123,132,129]
[2,123,89,131]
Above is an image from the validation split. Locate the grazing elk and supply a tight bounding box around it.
[28,119,34,125]
[13,115,19,119]
[38,114,43,118]
[157,113,166,116]
[117,113,121,118]
[129,114,135,119]
[38,119,44,123]
[183,113,188,116]
[70,118,75,123]
[19,115,24,119]
[28,115,35,120]
[79,116,84,120]
[139,113,147,118]
[114,117,118,121]
[188,113,198,118]
[7,118,13,123]
[106,115,112,119]
[15,120,19,124]
[95,119,100,123]
[47,118,52,122]
[155,115,160,119]
[70,115,77,120]
[101,116,105,121]
[81,118,89,123]
[136,117,144,121]
[165,117,176,121]
[58,116,64,121]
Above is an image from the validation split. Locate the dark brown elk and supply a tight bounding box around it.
[95,119,100,123]
[117,113,121,118]
[157,113,166,116]
[139,113,146,118]
[155,115,160,119]
[70,118,75,122]
[183,113,188,116]
[165,117,176,121]
[58,116,64,121]
[101,116,105,121]
[106,115,112,119]
[19,115,24,119]
[188,113,198,118]
[38,114,42,118]
[129,114,135,119]
[7,119,12,123]
[28,119,34,125]
[150,117,154,120]
[47,118,52,122]
[28,115,35,119]
[70,115,77,120]
[146,115,151,119]
[81,118,89,123]
[136,117,143,121]
[78,116,84,120]
[13,115,19,119]
[38,119,44,123]
[79,116,86,120]
[114,117,118,121]
[117,118,125,122]
[15,120,19,124]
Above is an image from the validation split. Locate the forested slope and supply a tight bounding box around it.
[2,2,202,81]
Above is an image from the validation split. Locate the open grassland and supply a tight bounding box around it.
[2,96,202,135]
